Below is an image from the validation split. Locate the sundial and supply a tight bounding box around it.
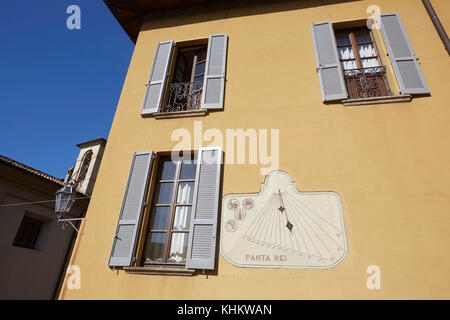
[220,170,348,269]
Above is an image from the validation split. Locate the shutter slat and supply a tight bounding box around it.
[377,13,430,95]
[311,21,348,102]
[201,34,228,110]
[142,41,174,115]
[186,147,222,270]
[109,151,154,267]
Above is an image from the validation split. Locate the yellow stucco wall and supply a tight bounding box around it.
[60,0,450,299]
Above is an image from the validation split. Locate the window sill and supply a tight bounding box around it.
[341,94,412,106]
[153,109,208,119]
[124,266,196,276]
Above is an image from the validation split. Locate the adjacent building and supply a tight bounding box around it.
[59,0,449,299]
[0,138,106,299]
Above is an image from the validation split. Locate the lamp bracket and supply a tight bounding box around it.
[57,212,85,233]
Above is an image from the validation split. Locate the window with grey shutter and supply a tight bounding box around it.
[186,147,222,270]
[377,13,430,95]
[109,151,154,267]
[311,21,348,102]
[201,34,228,110]
[141,41,174,115]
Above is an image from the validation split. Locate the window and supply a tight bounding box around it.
[141,34,228,116]
[13,216,44,249]
[78,150,92,183]
[165,44,208,112]
[142,154,197,266]
[335,27,392,99]
[312,13,430,103]
[108,148,222,273]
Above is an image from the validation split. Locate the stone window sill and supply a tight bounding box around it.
[153,109,208,119]
[341,94,412,106]
[124,266,196,276]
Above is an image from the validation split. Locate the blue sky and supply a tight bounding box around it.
[0,1,134,178]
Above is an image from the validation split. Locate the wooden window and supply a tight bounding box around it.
[335,27,392,99]
[13,216,44,249]
[142,34,227,115]
[165,44,208,112]
[141,153,197,266]
[172,45,207,85]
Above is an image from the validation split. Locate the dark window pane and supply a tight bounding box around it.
[167,233,189,263]
[13,217,43,249]
[335,36,351,46]
[150,206,170,230]
[154,182,173,204]
[78,152,92,182]
[158,159,176,180]
[143,233,166,263]
[198,48,207,61]
[195,61,206,76]
[355,33,371,43]
[193,76,204,91]
[177,182,195,204]
[180,160,196,180]
[173,207,191,231]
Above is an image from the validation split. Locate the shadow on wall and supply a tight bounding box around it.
[140,0,364,32]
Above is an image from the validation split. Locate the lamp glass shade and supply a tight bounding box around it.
[55,185,74,213]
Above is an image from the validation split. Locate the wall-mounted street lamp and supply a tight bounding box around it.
[55,183,84,233]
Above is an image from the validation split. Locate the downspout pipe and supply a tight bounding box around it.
[422,0,450,55]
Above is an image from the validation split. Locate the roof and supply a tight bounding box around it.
[76,138,107,148]
[0,155,65,186]
[103,0,232,43]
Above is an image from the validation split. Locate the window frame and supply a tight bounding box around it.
[161,39,209,114]
[335,27,383,70]
[77,150,93,183]
[136,151,198,268]
[333,23,394,100]
[12,215,44,249]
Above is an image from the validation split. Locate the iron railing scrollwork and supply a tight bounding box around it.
[344,66,393,99]
[164,81,203,113]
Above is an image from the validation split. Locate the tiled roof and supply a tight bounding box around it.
[0,154,65,186]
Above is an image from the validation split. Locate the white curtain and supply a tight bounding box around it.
[359,44,379,68]
[174,184,191,229]
[169,183,192,262]
[169,233,187,263]
[339,44,379,70]
[339,46,357,70]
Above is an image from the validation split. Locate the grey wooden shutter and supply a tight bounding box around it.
[311,21,348,102]
[201,34,228,110]
[109,151,154,267]
[377,13,430,95]
[141,41,174,115]
[186,147,222,270]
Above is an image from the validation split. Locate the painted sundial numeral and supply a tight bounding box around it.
[242,198,254,210]
[225,219,238,233]
[234,209,247,221]
[227,198,240,211]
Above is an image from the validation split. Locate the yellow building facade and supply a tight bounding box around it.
[60,0,450,299]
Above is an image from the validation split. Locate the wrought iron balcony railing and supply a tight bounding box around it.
[164,81,203,113]
[343,66,393,99]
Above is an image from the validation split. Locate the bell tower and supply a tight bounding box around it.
[69,138,106,196]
